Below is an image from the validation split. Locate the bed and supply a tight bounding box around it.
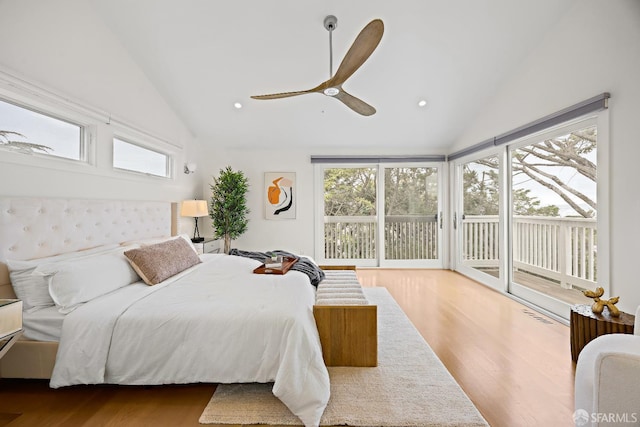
[0,198,330,427]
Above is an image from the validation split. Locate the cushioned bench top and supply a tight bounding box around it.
[315,270,369,305]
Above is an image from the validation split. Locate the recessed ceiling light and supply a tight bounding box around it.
[234,102,243,109]
[418,99,428,108]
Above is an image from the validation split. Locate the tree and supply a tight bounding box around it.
[0,130,51,154]
[323,167,439,217]
[324,168,377,216]
[463,168,500,215]
[463,165,559,216]
[210,166,250,254]
[473,127,596,218]
[515,127,596,218]
[384,167,438,216]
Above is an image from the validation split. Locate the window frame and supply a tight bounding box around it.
[450,113,608,322]
[0,69,183,182]
[111,132,174,180]
[505,116,603,316]
[0,93,94,168]
[314,161,447,268]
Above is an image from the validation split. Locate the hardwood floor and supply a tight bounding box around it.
[0,269,575,427]
[0,381,214,427]
[356,268,575,427]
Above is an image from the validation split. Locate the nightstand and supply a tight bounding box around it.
[194,238,222,254]
[0,299,23,361]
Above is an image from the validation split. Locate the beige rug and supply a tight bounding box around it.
[199,288,488,426]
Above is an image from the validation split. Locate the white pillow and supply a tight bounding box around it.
[34,249,140,313]
[6,243,122,313]
[121,234,198,254]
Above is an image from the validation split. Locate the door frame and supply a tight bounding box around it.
[314,162,447,268]
[450,147,506,292]
[379,162,446,268]
[450,113,609,321]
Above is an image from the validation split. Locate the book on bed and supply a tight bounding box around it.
[0,299,23,339]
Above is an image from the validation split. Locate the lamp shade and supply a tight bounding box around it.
[181,200,208,217]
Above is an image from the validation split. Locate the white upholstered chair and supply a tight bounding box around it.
[574,305,640,426]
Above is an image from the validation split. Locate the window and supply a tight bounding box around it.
[113,137,171,178]
[0,98,84,161]
[460,154,501,277]
[384,167,439,260]
[323,167,378,261]
[453,119,602,319]
[317,163,444,267]
[509,123,598,307]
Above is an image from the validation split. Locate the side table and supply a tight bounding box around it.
[0,330,23,361]
[0,299,23,362]
[193,238,222,255]
[570,304,635,362]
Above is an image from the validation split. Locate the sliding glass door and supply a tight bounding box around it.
[321,166,378,266]
[453,117,604,319]
[316,163,444,267]
[382,166,442,267]
[454,154,503,287]
[508,121,599,315]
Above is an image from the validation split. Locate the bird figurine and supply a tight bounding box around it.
[583,287,620,317]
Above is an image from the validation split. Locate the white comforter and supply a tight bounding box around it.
[50,254,330,427]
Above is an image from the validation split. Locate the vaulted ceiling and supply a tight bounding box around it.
[90,0,576,152]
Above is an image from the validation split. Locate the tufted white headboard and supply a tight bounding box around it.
[0,198,177,299]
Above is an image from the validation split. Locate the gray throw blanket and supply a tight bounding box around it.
[229,249,325,287]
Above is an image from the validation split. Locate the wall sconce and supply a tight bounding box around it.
[184,163,197,174]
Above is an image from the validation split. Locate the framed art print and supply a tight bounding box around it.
[265,172,296,219]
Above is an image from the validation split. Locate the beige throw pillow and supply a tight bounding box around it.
[124,237,201,285]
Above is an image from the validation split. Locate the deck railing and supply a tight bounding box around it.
[463,215,597,290]
[324,215,438,260]
[324,214,597,290]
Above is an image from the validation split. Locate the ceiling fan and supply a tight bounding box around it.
[251,16,384,116]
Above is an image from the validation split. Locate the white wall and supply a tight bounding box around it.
[0,0,203,235]
[201,146,317,256]
[452,0,640,312]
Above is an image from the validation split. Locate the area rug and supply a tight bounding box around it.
[199,287,488,426]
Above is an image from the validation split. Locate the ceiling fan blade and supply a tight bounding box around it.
[334,90,376,116]
[251,88,317,100]
[328,19,384,87]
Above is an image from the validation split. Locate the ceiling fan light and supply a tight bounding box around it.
[323,87,340,96]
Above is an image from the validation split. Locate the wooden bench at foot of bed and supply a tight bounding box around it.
[313,267,377,367]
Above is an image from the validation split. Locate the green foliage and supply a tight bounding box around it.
[384,167,438,215]
[210,167,250,246]
[324,167,439,218]
[324,168,377,216]
[464,159,560,217]
[463,168,500,215]
[513,189,559,216]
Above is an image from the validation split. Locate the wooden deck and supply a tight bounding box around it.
[479,268,588,305]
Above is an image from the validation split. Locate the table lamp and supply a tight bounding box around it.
[181,199,208,242]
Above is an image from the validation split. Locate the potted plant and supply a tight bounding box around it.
[210,166,250,254]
